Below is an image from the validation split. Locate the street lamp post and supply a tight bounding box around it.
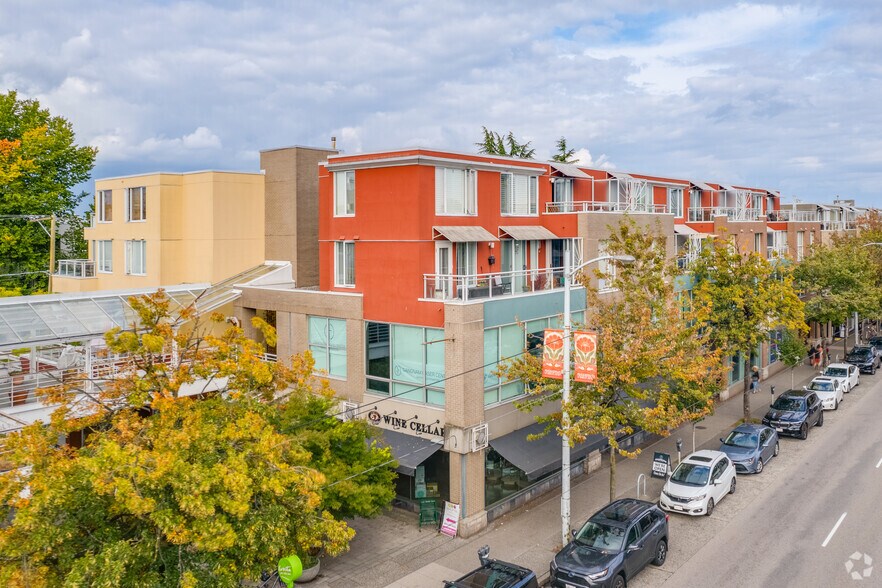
[560,248,635,547]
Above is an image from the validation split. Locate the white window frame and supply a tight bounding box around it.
[334,170,355,217]
[552,178,573,205]
[96,239,113,273]
[97,190,112,222]
[797,231,805,261]
[668,188,683,217]
[126,186,146,222]
[598,241,617,292]
[125,240,146,276]
[335,241,355,287]
[500,173,538,216]
[435,167,477,216]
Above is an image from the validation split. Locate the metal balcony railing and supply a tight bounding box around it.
[424,267,571,301]
[546,201,668,214]
[767,246,789,260]
[770,210,818,223]
[687,207,765,222]
[56,259,96,278]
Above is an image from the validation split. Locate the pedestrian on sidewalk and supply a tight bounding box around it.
[750,365,760,394]
[809,344,818,367]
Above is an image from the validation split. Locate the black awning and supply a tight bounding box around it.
[489,421,607,481]
[374,428,443,476]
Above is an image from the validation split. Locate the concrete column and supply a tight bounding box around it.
[449,450,487,537]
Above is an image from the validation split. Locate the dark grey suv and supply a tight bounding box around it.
[445,546,538,588]
[762,389,823,439]
[550,499,668,588]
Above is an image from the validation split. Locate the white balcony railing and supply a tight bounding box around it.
[546,201,668,214]
[767,246,789,260]
[770,210,818,223]
[687,207,765,222]
[56,259,96,278]
[424,267,570,301]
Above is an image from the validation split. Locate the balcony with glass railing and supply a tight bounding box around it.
[55,259,96,278]
[424,267,572,301]
[546,201,668,214]
[769,210,818,223]
[687,207,765,222]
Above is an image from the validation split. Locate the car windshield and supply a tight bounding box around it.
[809,381,834,391]
[722,431,758,449]
[670,462,710,487]
[771,396,806,411]
[848,350,872,360]
[824,367,847,377]
[575,521,625,552]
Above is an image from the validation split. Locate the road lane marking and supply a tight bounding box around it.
[822,512,847,547]
[876,457,882,469]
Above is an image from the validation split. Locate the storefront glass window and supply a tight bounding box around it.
[307,316,347,378]
[365,322,445,406]
[485,449,530,507]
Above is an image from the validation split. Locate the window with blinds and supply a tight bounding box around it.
[335,241,355,287]
[334,170,355,216]
[435,167,476,215]
[500,173,538,216]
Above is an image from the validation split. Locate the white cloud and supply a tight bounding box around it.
[0,0,880,206]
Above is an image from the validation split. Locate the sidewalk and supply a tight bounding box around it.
[312,361,822,588]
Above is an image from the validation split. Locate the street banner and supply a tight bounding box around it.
[541,329,565,379]
[440,501,460,537]
[573,330,598,383]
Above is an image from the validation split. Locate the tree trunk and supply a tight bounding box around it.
[742,357,752,422]
[844,330,848,359]
[790,367,794,390]
[609,449,617,502]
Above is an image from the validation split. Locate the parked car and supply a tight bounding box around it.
[845,345,880,374]
[822,362,859,392]
[659,450,736,517]
[445,546,538,588]
[549,499,668,588]
[868,336,882,355]
[718,424,779,474]
[762,389,823,439]
[805,376,845,410]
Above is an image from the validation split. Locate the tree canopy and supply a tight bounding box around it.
[475,127,536,159]
[503,220,724,500]
[0,90,96,292]
[0,292,395,587]
[550,137,577,163]
[690,235,805,420]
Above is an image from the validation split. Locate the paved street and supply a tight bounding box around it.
[633,368,882,587]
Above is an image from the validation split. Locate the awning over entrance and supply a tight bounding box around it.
[549,162,591,179]
[489,421,607,481]
[375,428,443,476]
[673,224,699,235]
[498,225,560,241]
[433,226,497,243]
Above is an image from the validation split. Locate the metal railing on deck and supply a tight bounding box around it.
[56,259,96,278]
[424,267,570,301]
[546,201,668,214]
[687,207,764,222]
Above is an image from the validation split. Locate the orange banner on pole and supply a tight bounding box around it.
[573,331,598,383]
[541,329,564,379]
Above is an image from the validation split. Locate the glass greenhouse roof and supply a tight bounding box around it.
[0,263,289,350]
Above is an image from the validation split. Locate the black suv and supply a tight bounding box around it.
[762,389,823,440]
[550,499,668,588]
[444,546,538,588]
[846,345,880,374]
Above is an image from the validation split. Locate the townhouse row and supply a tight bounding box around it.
[51,144,870,536]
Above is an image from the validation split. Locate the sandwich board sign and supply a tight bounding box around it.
[651,452,672,479]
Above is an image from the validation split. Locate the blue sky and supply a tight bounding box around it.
[2,0,881,208]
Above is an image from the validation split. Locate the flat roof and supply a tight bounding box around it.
[95,169,264,182]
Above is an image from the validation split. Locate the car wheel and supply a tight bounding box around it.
[799,423,808,440]
[612,573,626,588]
[818,412,824,427]
[834,400,839,411]
[729,477,736,494]
[773,442,780,456]
[755,459,764,474]
[705,498,715,516]
[652,539,668,566]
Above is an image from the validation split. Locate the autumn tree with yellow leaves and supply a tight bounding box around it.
[0,292,395,587]
[505,220,725,501]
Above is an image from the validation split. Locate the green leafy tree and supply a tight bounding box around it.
[0,291,395,587]
[0,90,96,293]
[777,329,808,389]
[504,220,724,500]
[475,126,536,159]
[551,137,577,163]
[794,238,880,359]
[690,235,806,422]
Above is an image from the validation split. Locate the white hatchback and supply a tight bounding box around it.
[659,450,736,517]
[805,376,845,410]
[822,363,860,392]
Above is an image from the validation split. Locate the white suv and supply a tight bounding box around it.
[660,450,736,516]
[822,363,859,392]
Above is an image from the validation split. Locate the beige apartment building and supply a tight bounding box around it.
[53,171,265,293]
